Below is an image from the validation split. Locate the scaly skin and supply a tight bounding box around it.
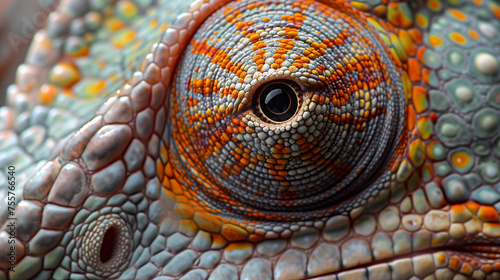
[1,0,500,279]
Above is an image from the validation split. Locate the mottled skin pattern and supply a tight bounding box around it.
[0,0,500,279]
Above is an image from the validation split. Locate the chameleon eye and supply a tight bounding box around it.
[255,81,299,122]
[167,0,404,219]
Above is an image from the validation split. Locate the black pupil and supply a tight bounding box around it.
[100,226,116,263]
[259,83,298,122]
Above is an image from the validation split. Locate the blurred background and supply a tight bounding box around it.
[0,0,58,106]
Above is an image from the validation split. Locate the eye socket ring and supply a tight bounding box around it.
[253,81,300,123]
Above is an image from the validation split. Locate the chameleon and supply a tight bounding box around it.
[0,0,500,279]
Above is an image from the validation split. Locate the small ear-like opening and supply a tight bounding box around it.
[80,213,132,275]
[100,226,117,263]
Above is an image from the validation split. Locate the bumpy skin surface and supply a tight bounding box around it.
[1,0,500,279]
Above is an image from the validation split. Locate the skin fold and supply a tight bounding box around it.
[0,0,499,279]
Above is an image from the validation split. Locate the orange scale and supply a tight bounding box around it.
[176,195,190,204]
[223,6,234,15]
[157,161,164,182]
[482,265,493,273]
[225,241,252,254]
[450,32,467,45]
[105,18,126,31]
[433,252,447,266]
[427,0,442,11]
[38,84,59,105]
[449,256,461,270]
[174,203,195,219]
[170,179,184,194]
[184,190,195,200]
[240,158,250,166]
[408,59,422,82]
[448,8,467,21]
[478,206,499,222]
[236,22,246,30]
[492,4,500,20]
[450,150,472,170]
[277,170,288,177]
[194,211,222,232]
[161,176,171,189]
[460,263,473,275]
[465,202,480,215]
[468,29,480,40]
[416,47,426,64]
[407,105,416,131]
[162,161,174,178]
[280,181,291,187]
[422,69,431,85]
[412,86,428,113]
[49,61,82,89]
[249,234,263,242]
[221,223,249,241]
[429,35,444,48]
[273,164,285,170]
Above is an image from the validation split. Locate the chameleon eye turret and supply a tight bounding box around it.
[255,82,299,122]
[168,0,404,217]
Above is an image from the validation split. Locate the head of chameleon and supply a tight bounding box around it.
[1,0,500,279]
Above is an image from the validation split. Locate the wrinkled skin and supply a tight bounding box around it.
[1,0,500,279]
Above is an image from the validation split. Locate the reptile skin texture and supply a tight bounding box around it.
[1,0,500,279]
